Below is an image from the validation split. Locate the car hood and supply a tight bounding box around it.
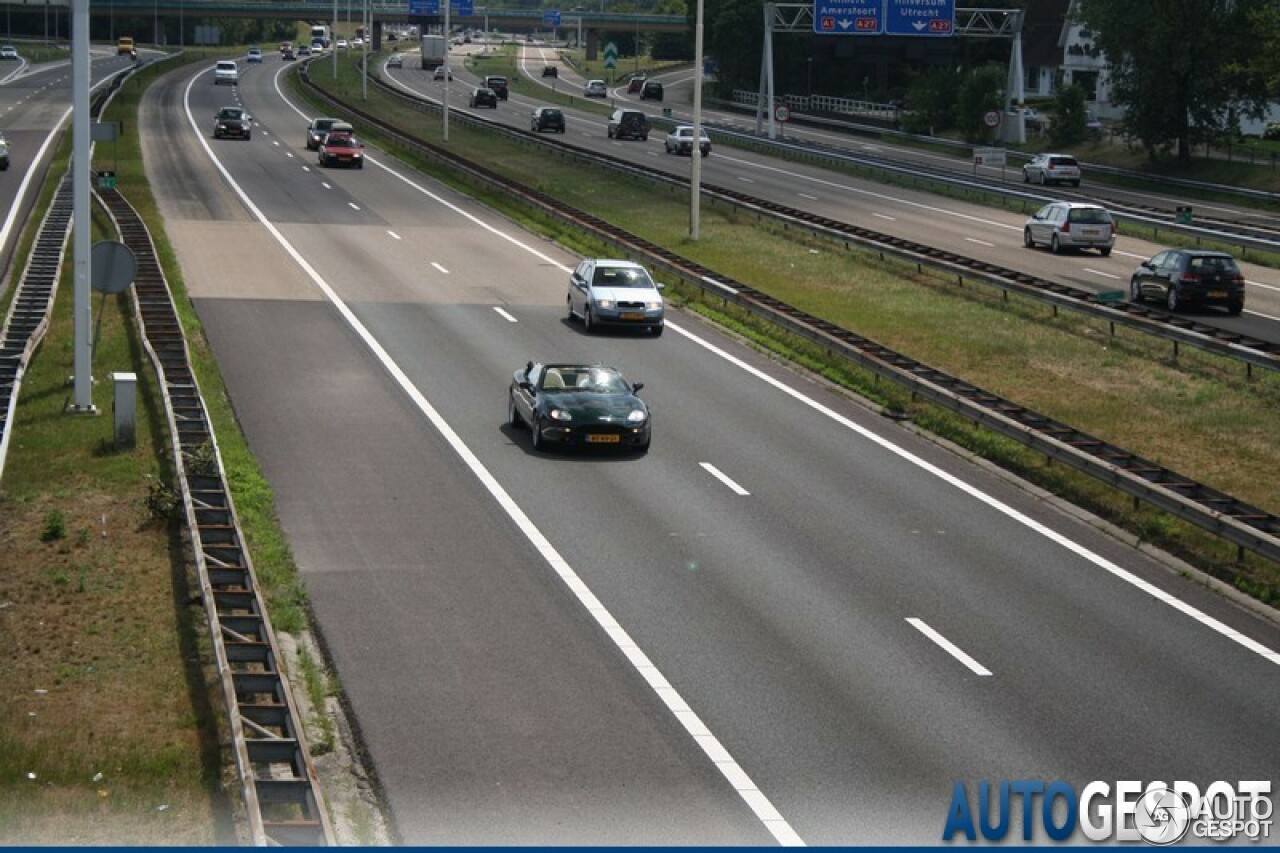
[591,286,661,303]
[539,391,645,420]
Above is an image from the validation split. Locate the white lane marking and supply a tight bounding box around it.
[797,192,819,201]
[348,202,360,211]
[1085,268,1121,280]
[1248,279,1280,293]
[665,323,1280,667]
[192,72,806,849]
[272,139,280,147]
[493,307,518,323]
[906,618,992,676]
[872,213,896,221]
[321,181,332,189]
[964,237,994,248]
[739,176,755,183]
[700,463,750,496]
[387,230,402,240]
[431,261,449,274]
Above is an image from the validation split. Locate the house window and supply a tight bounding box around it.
[1023,66,1040,93]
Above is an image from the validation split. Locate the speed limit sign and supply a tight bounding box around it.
[983,109,1002,128]
[774,103,791,123]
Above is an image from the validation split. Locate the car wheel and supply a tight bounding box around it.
[1166,285,1180,312]
[530,417,545,451]
[357,161,363,169]
[651,323,664,337]
[1022,169,1030,183]
[635,438,650,455]
[1228,300,1244,316]
[245,132,251,140]
[1050,234,1062,255]
[1038,171,1047,186]
[1099,247,1111,257]
[583,307,595,334]
[507,393,522,428]
[566,296,575,320]
[1071,180,1080,187]
[1023,228,1035,249]
[1129,277,1143,303]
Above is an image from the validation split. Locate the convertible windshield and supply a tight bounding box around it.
[542,367,629,393]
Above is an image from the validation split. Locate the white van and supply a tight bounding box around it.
[214,60,238,86]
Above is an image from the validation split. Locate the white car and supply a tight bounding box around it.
[567,258,665,336]
[213,60,238,85]
[433,65,453,81]
[665,126,711,157]
[584,79,607,98]
[1023,201,1115,256]
[336,38,349,49]
[1022,152,1081,187]
[246,46,263,63]
[0,45,18,60]
[386,53,403,69]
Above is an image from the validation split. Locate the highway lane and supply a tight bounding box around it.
[384,49,1280,336]
[143,57,1280,843]
[0,50,135,286]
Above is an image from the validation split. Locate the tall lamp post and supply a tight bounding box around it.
[689,0,704,239]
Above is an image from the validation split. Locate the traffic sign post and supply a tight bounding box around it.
[603,40,618,70]
[543,10,560,27]
[814,1,881,34]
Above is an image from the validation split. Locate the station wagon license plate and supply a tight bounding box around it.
[1209,290,1227,298]
[587,434,621,444]
[621,312,644,320]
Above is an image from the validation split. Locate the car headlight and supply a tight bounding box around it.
[595,299,615,310]
[549,409,572,422]
[645,301,662,310]
[626,409,647,423]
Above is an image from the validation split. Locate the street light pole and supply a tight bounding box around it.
[443,0,451,142]
[690,0,704,239]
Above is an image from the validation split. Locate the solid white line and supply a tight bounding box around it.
[493,306,518,323]
[192,70,807,848]
[906,618,992,676]
[663,322,1280,668]
[964,237,994,248]
[1084,268,1121,280]
[699,463,750,496]
[431,261,449,274]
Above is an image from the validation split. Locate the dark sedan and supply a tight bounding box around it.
[470,87,498,108]
[305,117,342,150]
[531,106,565,133]
[508,362,651,453]
[213,106,252,140]
[1130,249,1245,315]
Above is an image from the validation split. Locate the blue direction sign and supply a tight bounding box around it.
[885,0,955,36]
[543,9,561,27]
[814,0,882,34]
[409,0,473,14]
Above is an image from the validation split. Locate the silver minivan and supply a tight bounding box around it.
[214,59,238,85]
[1023,201,1115,255]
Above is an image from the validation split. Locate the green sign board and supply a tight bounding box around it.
[96,170,117,190]
[603,41,618,69]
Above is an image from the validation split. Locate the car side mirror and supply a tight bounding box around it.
[655,283,666,291]
[632,382,644,393]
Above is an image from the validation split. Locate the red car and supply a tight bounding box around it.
[318,131,364,168]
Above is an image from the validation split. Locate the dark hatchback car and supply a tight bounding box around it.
[541,65,557,77]
[1130,249,1246,315]
[508,362,651,453]
[470,87,498,108]
[531,106,565,133]
[305,117,343,150]
[640,79,664,101]
[608,109,650,141]
[213,106,252,140]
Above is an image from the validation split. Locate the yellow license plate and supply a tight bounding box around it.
[587,434,621,444]
[1209,290,1227,298]
[621,312,644,320]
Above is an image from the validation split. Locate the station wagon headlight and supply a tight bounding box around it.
[626,409,647,423]
[645,300,662,310]
[595,299,615,309]
[549,408,572,422]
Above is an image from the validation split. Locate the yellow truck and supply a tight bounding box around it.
[117,36,134,55]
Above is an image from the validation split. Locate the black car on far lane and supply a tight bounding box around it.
[470,87,498,108]
[1130,249,1246,315]
[531,106,565,132]
[213,106,252,139]
[508,362,651,453]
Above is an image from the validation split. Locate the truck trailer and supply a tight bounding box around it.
[420,34,446,70]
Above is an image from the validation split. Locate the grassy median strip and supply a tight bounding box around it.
[298,54,1280,603]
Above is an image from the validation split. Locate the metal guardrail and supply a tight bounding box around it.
[303,63,1280,572]
[97,187,335,847]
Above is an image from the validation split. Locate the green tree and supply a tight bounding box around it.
[700,0,761,95]
[901,67,960,135]
[1077,0,1271,161]
[1049,84,1087,148]
[955,64,1005,143]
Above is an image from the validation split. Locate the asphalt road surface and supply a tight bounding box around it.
[136,55,1280,844]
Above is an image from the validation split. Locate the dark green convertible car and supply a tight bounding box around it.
[508,362,651,453]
